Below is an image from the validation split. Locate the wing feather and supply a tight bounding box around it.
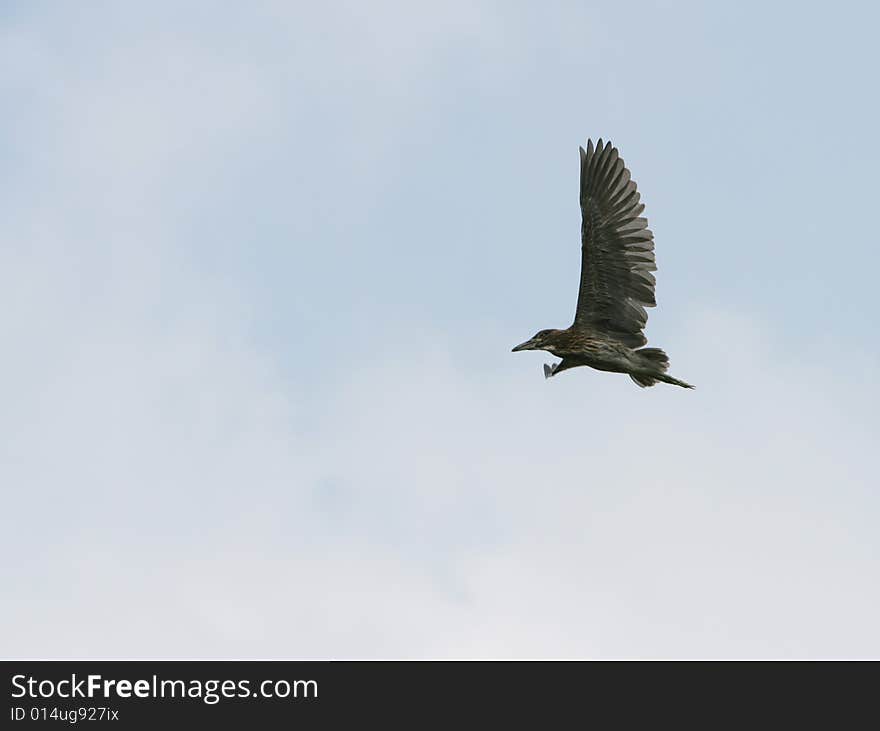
[574,140,657,347]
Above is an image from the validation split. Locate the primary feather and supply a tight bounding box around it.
[574,138,656,348]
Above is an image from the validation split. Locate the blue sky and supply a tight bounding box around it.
[2,1,879,657]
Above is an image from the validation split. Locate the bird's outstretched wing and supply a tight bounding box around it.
[573,139,656,347]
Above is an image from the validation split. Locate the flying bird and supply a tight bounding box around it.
[512,139,693,389]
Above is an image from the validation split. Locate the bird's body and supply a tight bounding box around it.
[512,139,693,389]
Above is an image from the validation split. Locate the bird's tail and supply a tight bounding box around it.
[657,373,695,389]
[630,347,694,389]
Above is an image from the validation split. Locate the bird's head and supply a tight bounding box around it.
[511,329,561,353]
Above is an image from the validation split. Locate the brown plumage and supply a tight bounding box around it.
[512,139,693,389]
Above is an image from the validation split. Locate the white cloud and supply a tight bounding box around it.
[3,295,878,657]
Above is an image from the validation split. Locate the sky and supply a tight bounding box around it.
[2,1,879,658]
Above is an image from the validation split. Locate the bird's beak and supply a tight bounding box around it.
[512,338,537,352]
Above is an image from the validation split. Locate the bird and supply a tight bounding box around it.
[512,139,693,389]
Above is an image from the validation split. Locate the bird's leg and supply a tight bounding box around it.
[544,358,581,378]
